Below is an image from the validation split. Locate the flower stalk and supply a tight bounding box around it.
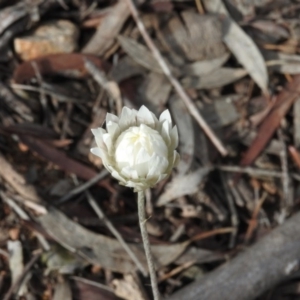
[138,190,161,300]
[90,105,179,299]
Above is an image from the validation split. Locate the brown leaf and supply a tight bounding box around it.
[72,277,122,300]
[13,53,107,84]
[240,75,300,167]
[19,135,97,182]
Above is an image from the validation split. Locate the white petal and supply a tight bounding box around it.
[106,121,120,139]
[106,113,119,124]
[160,120,171,146]
[135,146,151,165]
[91,127,106,137]
[111,170,126,183]
[103,133,113,151]
[91,128,106,149]
[146,155,168,178]
[159,109,172,125]
[170,125,179,149]
[119,106,137,130]
[137,105,156,126]
[124,180,143,190]
[90,147,103,158]
[134,161,151,178]
[121,166,139,180]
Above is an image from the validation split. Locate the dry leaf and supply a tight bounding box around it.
[53,281,72,300]
[240,75,300,167]
[169,95,194,175]
[156,168,211,207]
[182,53,230,76]
[117,35,164,73]
[38,207,189,274]
[203,0,269,95]
[137,72,172,115]
[72,277,122,300]
[201,99,239,128]
[82,0,130,55]
[7,240,27,296]
[265,51,300,74]
[182,68,247,89]
[164,12,227,61]
[113,274,149,300]
[13,53,107,83]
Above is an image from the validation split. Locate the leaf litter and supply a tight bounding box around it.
[1,1,300,300]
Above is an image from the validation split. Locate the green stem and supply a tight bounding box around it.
[138,190,161,300]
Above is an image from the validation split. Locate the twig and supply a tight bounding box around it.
[278,129,292,206]
[189,227,235,243]
[138,191,160,300]
[244,192,268,243]
[168,211,300,300]
[125,0,228,157]
[31,61,48,125]
[221,173,238,248]
[3,249,42,300]
[85,190,147,276]
[56,169,109,205]
[195,0,205,14]
[217,165,283,178]
[159,260,196,283]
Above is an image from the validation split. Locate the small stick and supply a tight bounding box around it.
[125,0,228,157]
[278,129,292,206]
[221,173,238,248]
[138,190,160,300]
[56,169,109,205]
[217,165,283,178]
[85,190,147,276]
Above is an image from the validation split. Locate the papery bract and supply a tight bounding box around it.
[91,106,179,191]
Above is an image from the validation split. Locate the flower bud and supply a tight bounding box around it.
[91,106,179,191]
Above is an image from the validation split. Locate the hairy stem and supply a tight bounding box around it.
[138,190,161,300]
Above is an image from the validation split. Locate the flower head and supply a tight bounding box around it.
[91,106,179,191]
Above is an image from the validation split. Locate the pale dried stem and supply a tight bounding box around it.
[138,190,161,300]
[125,0,228,156]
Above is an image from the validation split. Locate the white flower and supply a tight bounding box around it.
[91,106,179,191]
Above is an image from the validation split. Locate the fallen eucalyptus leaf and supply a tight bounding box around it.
[203,0,269,95]
[156,168,211,207]
[182,68,247,89]
[38,207,189,274]
[169,95,195,175]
